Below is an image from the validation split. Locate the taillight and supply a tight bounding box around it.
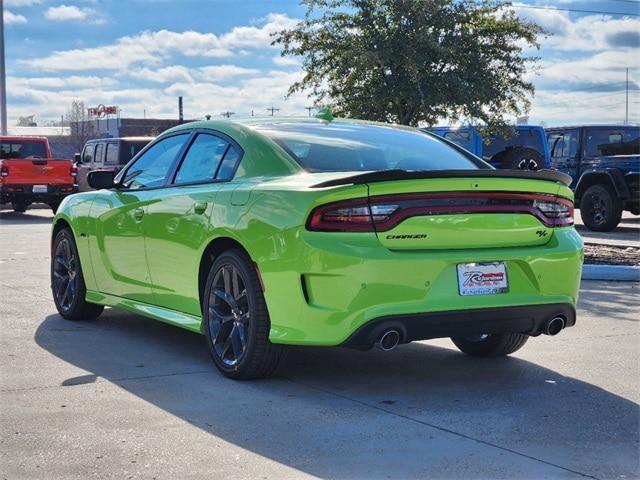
[0,164,9,177]
[307,192,574,232]
[70,164,78,178]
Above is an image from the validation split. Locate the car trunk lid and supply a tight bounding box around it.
[365,175,570,250]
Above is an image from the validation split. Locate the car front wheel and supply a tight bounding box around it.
[51,228,104,320]
[203,249,283,379]
[451,333,529,357]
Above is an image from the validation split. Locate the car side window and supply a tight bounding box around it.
[122,133,189,190]
[82,145,94,164]
[105,143,119,165]
[584,128,640,157]
[174,134,229,184]
[216,145,242,180]
[548,133,563,158]
[94,143,104,165]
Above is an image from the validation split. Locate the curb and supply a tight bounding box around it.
[582,264,640,282]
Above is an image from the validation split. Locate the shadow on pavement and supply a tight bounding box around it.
[0,209,53,225]
[578,281,640,322]
[35,308,639,478]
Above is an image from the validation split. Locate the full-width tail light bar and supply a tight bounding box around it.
[307,192,574,232]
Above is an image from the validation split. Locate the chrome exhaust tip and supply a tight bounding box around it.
[544,316,566,336]
[376,329,401,351]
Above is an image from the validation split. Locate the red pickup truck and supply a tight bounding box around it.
[0,136,77,213]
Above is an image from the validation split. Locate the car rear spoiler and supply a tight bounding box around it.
[311,169,572,188]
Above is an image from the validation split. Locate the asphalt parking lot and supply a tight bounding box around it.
[1,208,638,480]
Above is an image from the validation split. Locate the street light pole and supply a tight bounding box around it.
[625,67,629,126]
[0,2,8,135]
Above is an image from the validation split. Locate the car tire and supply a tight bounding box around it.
[451,333,529,357]
[203,249,283,380]
[501,148,544,170]
[12,201,28,213]
[579,184,623,232]
[51,228,104,321]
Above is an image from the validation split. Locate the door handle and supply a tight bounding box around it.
[133,208,144,222]
[194,201,208,214]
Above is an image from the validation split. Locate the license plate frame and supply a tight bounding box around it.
[457,262,509,296]
[32,185,48,193]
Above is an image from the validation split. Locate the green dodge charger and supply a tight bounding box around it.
[50,116,583,379]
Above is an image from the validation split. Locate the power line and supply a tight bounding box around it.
[512,4,640,16]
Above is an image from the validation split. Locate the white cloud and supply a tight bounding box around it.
[512,4,640,51]
[5,0,40,6]
[199,64,260,80]
[129,66,194,83]
[272,55,300,67]
[219,13,299,49]
[45,5,92,22]
[8,75,117,89]
[24,13,299,72]
[5,10,27,24]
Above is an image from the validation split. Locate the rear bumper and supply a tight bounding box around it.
[1,184,76,204]
[341,303,575,349]
[261,226,583,346]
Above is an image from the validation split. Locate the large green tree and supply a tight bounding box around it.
[273,0,543,134]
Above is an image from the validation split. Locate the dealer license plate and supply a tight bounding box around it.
[457,262,509,296]
[33,185,48,193]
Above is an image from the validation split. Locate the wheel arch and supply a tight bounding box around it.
[51,217,74,250]
[575,170,629,203]
[198,235,256,316]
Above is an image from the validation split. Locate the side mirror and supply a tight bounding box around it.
[87,170,115,190]
[74,153,81,163]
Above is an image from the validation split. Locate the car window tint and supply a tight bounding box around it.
[122,134,189,189]
[0,141,47,159]
[254,123,480,172]
[94,143,104,164]
[444,131,472,150]
[216,145,242,180]
[82,145,94,164]
[105,143,119,165]
[484,129,544,160]
[122,142,149,164]
[175,134,228,184]
[584,128,640,156]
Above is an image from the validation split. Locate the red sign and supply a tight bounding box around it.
[88,104,118,118]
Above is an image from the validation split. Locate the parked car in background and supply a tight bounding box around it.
[76,137,153,192]
[547,125,640,231]
[426,125,550,170]
[0,136,76,213]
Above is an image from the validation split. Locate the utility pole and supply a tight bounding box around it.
[220,111,235,118]
[266,107,279,116]
[178,96,184,124]
[0,3,8,135]
[305,106,315,117]
[625,67,629,126]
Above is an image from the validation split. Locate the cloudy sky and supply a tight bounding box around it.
[3,0,639,127]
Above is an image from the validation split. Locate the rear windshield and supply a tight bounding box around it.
[253,122,482,172]
[1,140,47,159]
[121,141,151,164]
[484,129,544,160]
[584,127,640,156]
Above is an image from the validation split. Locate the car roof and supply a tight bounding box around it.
[1,136,48,141]
[162,116,422,139]
[86,136,154,143]
[546,125,640,130]
[427,125,545,131]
